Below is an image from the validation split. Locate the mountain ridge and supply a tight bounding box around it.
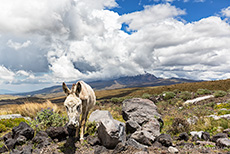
[12,73,199,96]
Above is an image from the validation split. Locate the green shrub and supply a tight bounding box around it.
[196,89,212,95]
[86,121,97,136]
[214,90,227,98]
[0,123,7,133]
[179,91,192,101]
[142,93,151,99]
[170,118,190,135]
[0,118,27,133]
[163,92,176,100]
[217,110,230,116]
[215,101,230,109]
[30,108,67,131]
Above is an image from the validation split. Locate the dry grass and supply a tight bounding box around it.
[1,100,63,118]
[0,95,21,101]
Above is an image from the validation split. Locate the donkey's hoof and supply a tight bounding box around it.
[80,138,84,144]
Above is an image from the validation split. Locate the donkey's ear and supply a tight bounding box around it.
[71,83,77,93]
[62,82,71,96]
[76,81,82,96]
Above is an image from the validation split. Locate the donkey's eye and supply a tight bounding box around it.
[76,105,80,112]
[65,106,68,111]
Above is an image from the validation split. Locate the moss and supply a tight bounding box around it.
[179,91,192,101]
[196,89,212,95]
[0,118,28,133]
[215,101,230,109]
[163,92,176,100]
[217,110,230,116]
[142,93,151,99]
[214,90,227,98]
[86,121,97,136]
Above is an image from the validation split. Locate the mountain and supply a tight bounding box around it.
[13,73,199,96]
[0,89,16,95]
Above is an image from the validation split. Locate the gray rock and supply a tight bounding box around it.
[32,131,51,149]
[141,119,161,137]
[98,117,126,149]
[131,130,155,146]
[94,145,109,154]
[89,110,113,121]
[87,135,100,146]
[211,133,228,142]
[190,131,203,139]
[223,128,230,137]
[46,127,68,141]
[12,122,34,140]
[201,132,210,141]
[126,138,148,150]
[168,146,179,153]
[157,134,172,147]
[122,98,162,126]
[195,141,215,146]
[16,135,27,145]
[126,120,141,134]
[178,132,189,141]
[216,138,230,148]
[187,116,198,125]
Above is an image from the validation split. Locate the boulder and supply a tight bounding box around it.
[46,127,68,141]
[223,128,230,137]
[201,132,210,141]
[131,130,155,146]
[211,133,228,142]
[87,135,100,146]
[157,134,172,147]
[12,122,34,140]
[126,120,141,134]
[88,110,113,125]
[126,138,148,151]
[122,98,162,127]
[97,115,125,149]
[190,131,203,139]
[168,146,179,153]
[32,131,52,148]
[216,138,230,148]
[178,132,189,141]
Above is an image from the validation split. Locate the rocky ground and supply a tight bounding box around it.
[0,97,230,154]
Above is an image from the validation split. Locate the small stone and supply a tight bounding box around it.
[211,133,228,142]
[178,132,189,141]
[201,132,210,141]
[223,128,230,137]
[157,134,172,147]
[216,138,230,148]
[168,146,179,153]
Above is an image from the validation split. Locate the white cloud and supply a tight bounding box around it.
[7,40,31,50]
[0,0,230,91]
[0,66,15,84]
[194,0,205,2]
[221,6,230,18]
[120,3,186,31]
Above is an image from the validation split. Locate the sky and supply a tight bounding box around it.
[0,0,230,93]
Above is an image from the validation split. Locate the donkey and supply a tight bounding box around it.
[62,81,96,142]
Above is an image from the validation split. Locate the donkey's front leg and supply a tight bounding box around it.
[80,116,86,144]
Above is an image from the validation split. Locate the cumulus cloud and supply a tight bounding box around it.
[0,0,230,92]
[221,6,230,18]
[0,66,15,84]
[7,40,31,50]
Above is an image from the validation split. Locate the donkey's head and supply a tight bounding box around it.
[62,82,82,128]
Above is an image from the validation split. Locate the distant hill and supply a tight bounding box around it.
[0,89,16,95]
[13,73,199,96]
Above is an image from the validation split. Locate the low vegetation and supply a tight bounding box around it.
[0,79,230,151]
[30,108,68,131]
[9,100,61,118]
